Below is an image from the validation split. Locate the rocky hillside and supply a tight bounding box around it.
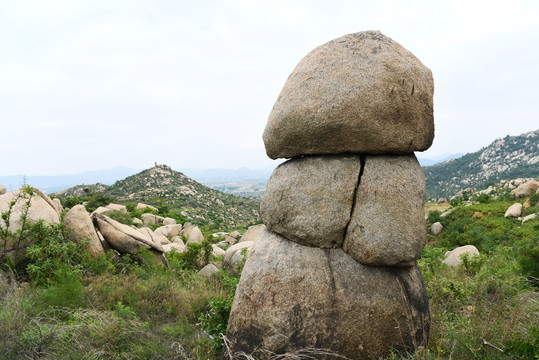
[56,164,260,229]
[53,183,109,198]
[424,129,539,199]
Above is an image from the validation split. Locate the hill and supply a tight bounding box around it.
[55,164,261,230]
[423,129,539,199]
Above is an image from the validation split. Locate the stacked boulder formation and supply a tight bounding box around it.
[226,31,434,359]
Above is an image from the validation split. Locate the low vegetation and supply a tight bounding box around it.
[1,183,537,359]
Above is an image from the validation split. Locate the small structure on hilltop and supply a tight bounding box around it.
[225,30,434,359]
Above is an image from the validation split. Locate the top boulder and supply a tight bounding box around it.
[263,31,434,159]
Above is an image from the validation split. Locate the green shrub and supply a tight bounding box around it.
[476,193,491,203]
[427,210,441,224]
[24,222,88,285]
[106,210,134,226]
[198,272,239,350]
[167,239,213,271]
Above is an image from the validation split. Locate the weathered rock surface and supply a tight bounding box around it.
[212,244,226,257]
[263,31,434,159]
[94,214,164,257]
[162,242,185,253]
[230,230,241,240]
[172,236,184,245]
[343,155,426,266]
[261,155,362,248]
[442,245,480,267]
[186,226,204,244]
[223,241,253,269]
[180,222,196,238]
[136,203,158,212]
[239,224,266,243]
[52,198,63,214]
[198,263,219,278]
[141,213,164,225]
[63,205,105,257]
[0,184,6,195]
[155,224,182,239]
[225,236,237,245]
[226,229,429,359]
[431,222,443,235]
[92,206,112,216]
[511,180,539,197]
[504,203,523,218]
[521,213,536,224]
[163,217,176,225]
[0,188,61,234]
[105,203,127,213]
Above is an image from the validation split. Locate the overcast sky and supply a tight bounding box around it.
[1,0,538,176]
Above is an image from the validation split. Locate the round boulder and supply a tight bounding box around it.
[239,224,266,243]
[63,205,105,257]
[226,229,429,359]
[261,155,362,248]
[431,222,443,235]
[0,184,6,195]
[504,203,523,218]
[263,30,434,159]
[343,155,426,267]
[511,180,539,198]
[442,245,480,267]
[223,241,253,269]
[0,187,60,234]
[212,244,226,257]
[186,226,204,245]
[198,263,219,278]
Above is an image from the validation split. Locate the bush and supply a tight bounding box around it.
[476,193,491,204]
[106,210,134,226]
[427,210,441,224]
[25,222,88,285]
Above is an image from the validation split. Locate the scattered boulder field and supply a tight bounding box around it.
[0,188,261,276]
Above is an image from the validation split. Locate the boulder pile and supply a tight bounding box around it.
[226,31,433,359]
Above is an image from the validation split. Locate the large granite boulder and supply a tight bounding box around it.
[93,214,164,260]
[180,222,196,238]
[226,229,429,359]
[431,222,443,235]
[442,245,480,267]
[223,241,253,270]
[63,205,105,257]
[263,31,434,159]
[105,203,127,213]
[261,155,362,248]
[141,213,164,225]
[504,203,523,218]
[0,187,60,233]
[186,226,204,244]
[511,180,539,198]
[343,155,426,267]
[239,224,266,243]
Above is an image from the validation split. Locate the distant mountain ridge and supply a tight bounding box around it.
[0,167,141,194]
[54,164,260,229]
[424,129,539,199]
[417,153,464,166]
